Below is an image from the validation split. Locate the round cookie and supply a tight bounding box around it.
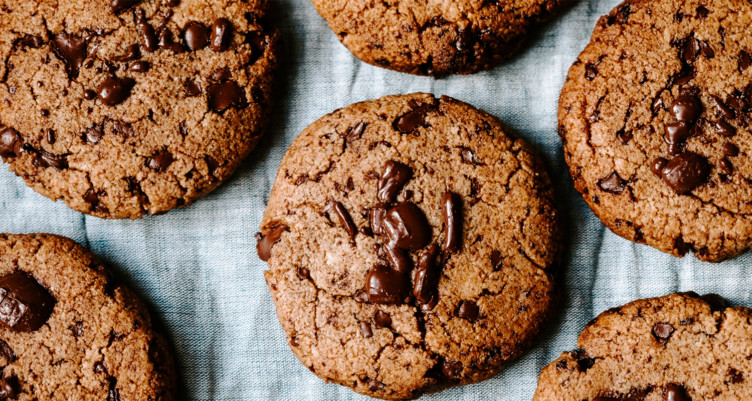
[309,0,564,76]
[0,0,279,218]
[560,0,752,262]
[533,292,752,400]
[259,93,560,399]
[0,233,176,400]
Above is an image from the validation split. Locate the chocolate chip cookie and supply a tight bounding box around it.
[309,0,564,76]
[259,93,561,399]
[533,292,752,400]
[560,0,752,261]
[0,0,279,218]
[0,233,176,400]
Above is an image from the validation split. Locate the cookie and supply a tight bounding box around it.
[559,0,752,261]
[259,93,560,399]
[0,0,279,219]
[533,292,752,400]
[0,233,176,400]
[309,0,564,76]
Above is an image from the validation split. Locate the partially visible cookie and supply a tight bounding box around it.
[0,0,279,218]
[310,0,564,76]
[560,0,752,261]
[0,233,176,400]
[534,293,752,400]
[260,93,560,399]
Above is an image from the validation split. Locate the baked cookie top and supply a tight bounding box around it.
[310,0,564,76]
[259,93,560,399]
[0,0,279,219]
[560,0,752,262]
[0,233,175,400]
[534,292,752,400]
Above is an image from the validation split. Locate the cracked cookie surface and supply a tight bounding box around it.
[259,93,560,399]
[533,293,752,400]
[560,0,752,262]
[0,0,279,218]
[0,233,176,400]
[310,0,564,76]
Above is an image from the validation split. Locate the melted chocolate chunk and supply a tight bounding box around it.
[158,28,185,53]
[129,61,150,73]
[345,122,367,143]
[442,192,461,253]
[35,150,68,170]
[0,272,55,332]
[147,150,174,172]
[0,128,22,157]
[16,35,44,49]
[370,204,388,236]
[740,51,752,71]
[207,81,246,113]
[664,384,689,401]
[325,201,357,240]
[723,143,739,157]
[490,250,503,271]
[660,152,710,194]
[185,80,201,97]
[0,340,15,363]
[85,125,104,144]
[671,95,702,122]
[597,172,627,194]
[51,33,88,79]
[652,322,675,345]
[112,44,140,62]
[0,376,18,400]
[413,243,440,305]
[382,202,431,250]
[110,0,143,12]
[455,300,479,322]
[664,122,693,155]
[365,265,408,305]
[256,224,288,262]
[377,161,412,203]
[372,310,391,328]
[139,22,159,52]
[210,18,233,52]
[710,96,736,119]
[384,245,411,274]
[183,21,209,50]
[359,321,372,338]
[715,120,736,137]
[97,77,135,106]
[393,103,433,133]
[83,90,97,100]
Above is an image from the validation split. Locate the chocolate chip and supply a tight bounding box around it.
[51,33,88,79]
[185,80,201,97]
[585,63,598,80]
[16,34,44,49]
[377,161,412,203]
[367,379,384,392]
[664,122,693,155]
[490,250,503,271]
[664,384,689,401]
[296,267,309,280]
[35,150,68,170]
[84,125,104,144]
[372,310,391,328]
[112,44,140,62]
[682,37,701,63]
[353,289,369,303]
[413,243,440,305]
[324,201,357,240]
[384,245,412,274]
[0,271,56,332]
[652,322,675,344]
[0,376,18,400]
[108,377,121,401]
[129,61,150,73]
[139,22,159,52]
[442,192,461,253]
[441,359,462,378]
[365,265,409,305]
[210,18,233,52]
[94,362,108,374]
[97,76,134,106]
[110,0,142,12]
[455,300,479,322]
[740,51,752,71]
[710,95,736,119]
[651,157,668,176]
[671,95,702,122]
[165,0,180,5]
[382,202,432,250]
[255,224,288,262]
[370,204,388,236]
[660,152,710,194]
[727,368,744,384]
[394,103,433,133]
[597,172,627,194]
[0,128,22,157]
[207,81,246,113]
[183,21,209,50]
[715,120,736,137]
[345,122,367,143]
[719,158,733,175]
[147,150,174,172]
[0,340,16,363]
[158,28,185,53]
[723,143,739,157]
[359,321,372,338]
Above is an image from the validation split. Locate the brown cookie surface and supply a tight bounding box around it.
[309,0,564,76]
[0,233,176,400]
[0,0,279,218]
[259,93,561,399]
[534,293,752,400]
[560,0,752,261]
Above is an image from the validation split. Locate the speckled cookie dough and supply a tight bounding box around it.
[0,0,279,218]
[0,233,176,400]
[560,0,752,262]
[534,292,752,400]
[309,0,565,76]
[259,93,561,399]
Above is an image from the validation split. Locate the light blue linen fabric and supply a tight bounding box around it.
[1,0,751,399]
